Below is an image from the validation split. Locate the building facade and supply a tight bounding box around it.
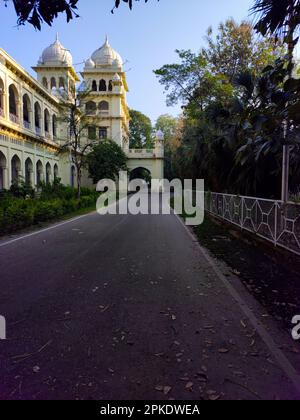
[0,36,164,191]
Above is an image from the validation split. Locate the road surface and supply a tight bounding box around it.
[0,199,299,400]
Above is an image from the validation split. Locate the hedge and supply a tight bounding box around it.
[0,195,98,235]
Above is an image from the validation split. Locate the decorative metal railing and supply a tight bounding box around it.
[205,192,300,256]
[0,108,4,117]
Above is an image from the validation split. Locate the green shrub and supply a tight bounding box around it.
[0,189,98,235]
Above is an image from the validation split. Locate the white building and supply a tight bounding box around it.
[0,36,164,191]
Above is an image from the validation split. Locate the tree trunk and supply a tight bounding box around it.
[77,167,81,200]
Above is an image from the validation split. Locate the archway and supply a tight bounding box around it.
[52,114,57,138]
[23,94,31,128]
[9,84,19,122]
[42,77,48,89]
[0,151,7,190]
[0,77,5,117]
[36,160,43,185]
[130,167,152,187]
[34,102,42,133]
[99,79,107,92]
[11,154,21,184]
[25,158,33,185]
[54,164,59,180]
[46,162,52,184]
[44,109,50,134]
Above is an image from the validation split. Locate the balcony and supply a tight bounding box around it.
[0,108,4,118]
[9,113,19,124]
[35,126,41,136]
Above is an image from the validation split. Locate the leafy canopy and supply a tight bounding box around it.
[129,109,153,149]
[87,140,128,184]
[2,0,158,30]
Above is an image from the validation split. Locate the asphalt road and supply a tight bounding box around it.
[0,199,299,400]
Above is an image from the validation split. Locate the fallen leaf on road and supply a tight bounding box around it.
[163,386,172,396]
[185,382,194,390]
[33,366,40,373]
[218,348,229,354]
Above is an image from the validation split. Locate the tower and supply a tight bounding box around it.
[81,37,130,148]
[32,34,79,99]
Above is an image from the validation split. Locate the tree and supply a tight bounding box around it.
[2,0,158,30]
[58,89,95,199]
[155,114,178,179]
[154,20,283,114]
[87,140,128,184]
[129,109,153,149]
[252,0,300,200]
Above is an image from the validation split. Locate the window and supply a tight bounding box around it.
[51,77,57,89]
[0,78,4,116]
[108,80,113,91]
[99,79,107,92]
[59,77,65,90]
[34,102,41,130]
[52,115,57,137]
[92,80,97,92]
[44,109,50,133]
[86,101,97,115]
[88,126,96,140]
[25,158,33,185]
[99,101,109,111]
[99,127,108,140]
[23,94,31,126]
[9,85,19,120]
[54,164,59,180]
[42,77,48,89]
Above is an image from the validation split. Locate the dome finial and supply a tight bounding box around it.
[105,35,109,45]
[56,32,59,43]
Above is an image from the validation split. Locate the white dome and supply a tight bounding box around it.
[85,58,95,69]
[39,34,73,66]
[90,37,123,68]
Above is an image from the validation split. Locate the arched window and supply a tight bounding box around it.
[99,127,108,140]
[46,163,52,184]
[99,101,109,111]
[34,102,42,133]
[86,101,96,115]
[52,114,57,138]
[11,155,21,184]
[42,77,48,89]
[92,80,97,92]
[51,77,57,89]
[0,151,7,190]
[25,158,33,186]
[44,109,50,134]
[108,80,113,91]
[9,84,19,122]
[99,79,107,92]
[54,164,59,180]
[0,78,5,117]
[23,94,31,128]
[59,77,65,90]
[36,160,43,185]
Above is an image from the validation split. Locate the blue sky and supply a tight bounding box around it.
[0,0,254,123]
